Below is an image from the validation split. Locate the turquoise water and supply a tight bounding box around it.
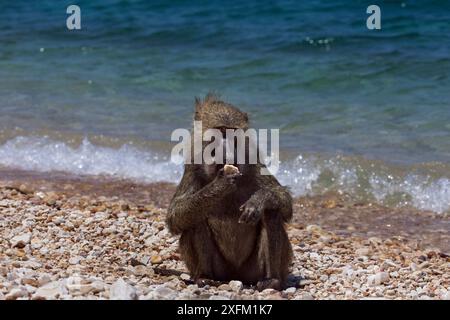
[0,1,449,212]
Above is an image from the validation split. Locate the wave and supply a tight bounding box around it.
[0,136,449,214]
[277,155,450,214]
[0,136,182,183]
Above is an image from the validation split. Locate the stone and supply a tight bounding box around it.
[69,256,82,265]
[150,255,162,264]
[21,277,39,287]
[299,279,314,286]
[33,280,67,300]
[229,280,243,292]
[10,233,31,248]
[52,217,65,225]
[218,284,231,291]
[309,252,320,260]
[261,288,277,295]
[142,285,177,300]
[131,265,149,276]
[367,272,390,286]
[355,247,371,256]
[0,200,9,207]
[267,293,284,300]
[44,193,58,206]
[306,225,323,234]
[19,184,33,194]
[109,278,137,300]
[180,273,190,281]
[284,287,296,294]
[443,291,450,300]
[344,289,353,299]
[0,266,8,276]
[209,295,230,300]
[90,280,106,293]
[300,292,314,300]
[65,276,91,295]
[37,274,52,286]
[5,288,28,300]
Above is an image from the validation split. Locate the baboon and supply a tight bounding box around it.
[166,94,293,290]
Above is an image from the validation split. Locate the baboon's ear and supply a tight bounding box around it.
[194,97,202,120]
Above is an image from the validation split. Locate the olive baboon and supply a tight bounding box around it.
[166,94,293,290]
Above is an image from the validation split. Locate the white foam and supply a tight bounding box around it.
[0,136,182,183]
[369,173,450,214]
[278,154,450,214]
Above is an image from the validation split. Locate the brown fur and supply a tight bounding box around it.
[166,94,293,290]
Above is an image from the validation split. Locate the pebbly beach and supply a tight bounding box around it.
[0,169,448,300]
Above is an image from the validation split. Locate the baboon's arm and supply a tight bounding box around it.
[253,173,293,222]
[166,169,234,234]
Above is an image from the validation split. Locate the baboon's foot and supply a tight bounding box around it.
[286,274,303,288]
[195,278,224,288]
[256,278,281,291]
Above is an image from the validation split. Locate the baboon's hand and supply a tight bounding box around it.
[239,197,263,225]
[212,169,240,197]
[217,167,241,184]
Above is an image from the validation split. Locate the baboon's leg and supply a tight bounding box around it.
[179,223,231,282]
[239,211,292,290]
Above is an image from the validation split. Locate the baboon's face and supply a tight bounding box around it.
[194,97,250,179]
[203,126,252,179]
[203,127,257,179]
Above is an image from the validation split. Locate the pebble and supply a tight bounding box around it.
[209,295,230,300]
[5,288,28,300]
[19,184,33,195]
[90,281,106,293]
[443,291,450,300]
[355,247,371,256]
[306,225,323,234]
[180,273,190,281]
[309,252,320,260]
[218,284,231,291]
[109,278,137,300]
[300,292,314,300]
[367,272,390,286]
[69,256,82,265]
[142,285,177,300]
[21,277,39,287]
[284,287,296,294]
[150,255,162,265]
[33,280,67,300]
[229,280,243,292]
[38,274,52,286]
[10,233,31,248]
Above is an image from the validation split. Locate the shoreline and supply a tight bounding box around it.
[0,168,449,300]
[1,167,448,253]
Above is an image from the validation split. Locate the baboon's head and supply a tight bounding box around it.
[194,93,248,130]
[193,94,252,179]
